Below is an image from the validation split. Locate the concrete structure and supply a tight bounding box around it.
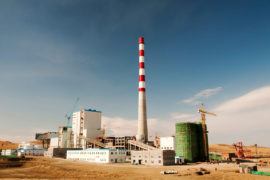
[136,37,148,143]
[58,126,68,148]
[114,136,133,155]
[57,126,73,148]
[101,136,134,155]
[72,109,102,149]
[35,132,58,148]
[67,148,126,163]
[131,150,175,166]
[128,140,157,151]
[50,137,59,148]
[160,136,175,150]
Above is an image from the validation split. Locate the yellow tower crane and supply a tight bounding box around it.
[198,104,216,160]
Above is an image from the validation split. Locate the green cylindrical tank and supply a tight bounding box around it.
[175,122,200,162]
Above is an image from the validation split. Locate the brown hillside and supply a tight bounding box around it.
[0,141,18,149]
[209,144,270,157]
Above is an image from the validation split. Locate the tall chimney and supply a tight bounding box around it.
[136,37,148,143]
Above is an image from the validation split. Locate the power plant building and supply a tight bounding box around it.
[160,136,175,150]
[67,148,126,163]
[58,126,69,148]
[72,109,102,149]
[131,150,175,166]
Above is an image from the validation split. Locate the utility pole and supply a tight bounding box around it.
[255,144,258,162]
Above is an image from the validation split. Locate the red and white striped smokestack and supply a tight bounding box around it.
[136,37,148,143]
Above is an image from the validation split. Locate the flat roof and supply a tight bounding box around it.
[67,148,126,152]
[73,109,102,113]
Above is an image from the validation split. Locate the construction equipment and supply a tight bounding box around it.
[65,97,80,128]
[233,141,245,159]
[198,103,216,161]
[128,140,157,151]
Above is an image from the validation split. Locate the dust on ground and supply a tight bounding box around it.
[1,157,270,179]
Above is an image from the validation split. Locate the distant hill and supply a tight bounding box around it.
[209,144,270,157]
[0,141,18,149]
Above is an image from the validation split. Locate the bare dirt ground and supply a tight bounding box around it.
[1,157,270,179]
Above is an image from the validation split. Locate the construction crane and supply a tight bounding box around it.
[65,97,80,128]
[198,103,216,161]
[233,141,245,159]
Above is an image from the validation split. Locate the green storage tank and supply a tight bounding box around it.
[175,122,200,162]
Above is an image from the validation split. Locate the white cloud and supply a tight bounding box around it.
[170,113,196,120]
[207,86,270,146]
[215,86,270,112]
[102,116,174,137]
[183,87,222,104]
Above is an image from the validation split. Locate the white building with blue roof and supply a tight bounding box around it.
[67,148,126,163]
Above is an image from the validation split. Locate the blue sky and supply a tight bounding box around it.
[1,0,270,146]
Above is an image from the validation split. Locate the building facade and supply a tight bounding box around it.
[18,142,43,149]
[131,150,175,166]
[1,149,17,156]
[18,149,44,156]
[35,132,58,148]
[72,109,102,149]
[67,148,126,163]
[58,126,68,148]
[160,136,175,150]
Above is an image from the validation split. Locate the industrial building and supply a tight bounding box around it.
[175,122,208,162]
[44,148,82,158]
[1,142,45,156]
[72,109,102,149]
[67,148,126,163]
[58,126,70,148]
[17,142,44,156]
[50,137,59,148]
[160,136,175,150]
[18,142,43,149]
[1,149,17,156]
[222,153,236,161]
[35,132,58,148]
[18,149,44,156]
[101,136,134,155]
[131,150,175,166]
